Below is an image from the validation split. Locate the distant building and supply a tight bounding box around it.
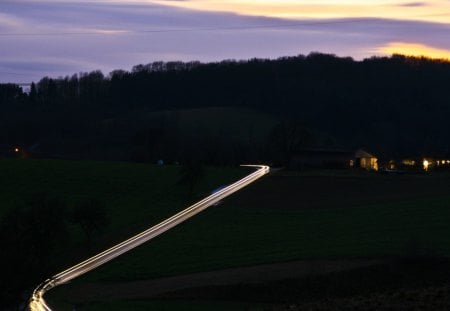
[0,142,42,159]
[354,149,378,171]
[0,144,24,158]
[12,145,28,158]
[290,148,378,170]
[388,155,450,172]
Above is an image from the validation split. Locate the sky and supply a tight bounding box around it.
[1,0,450,83]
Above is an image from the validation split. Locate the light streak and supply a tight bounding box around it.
[29,164,269,311]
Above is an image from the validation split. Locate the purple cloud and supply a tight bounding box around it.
[1,1,450,83]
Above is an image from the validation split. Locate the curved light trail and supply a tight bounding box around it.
[29,164,269,311]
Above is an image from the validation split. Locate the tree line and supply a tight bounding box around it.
[1,53,450,163]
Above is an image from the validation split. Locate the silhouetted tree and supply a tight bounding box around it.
[29,82,37,104]
[71,199,109,249]
[0,83,24,107]
[0,193,68,309]
[268,121,316,165]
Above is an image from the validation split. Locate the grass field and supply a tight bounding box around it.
[77,195,450,282]
[0,159,247,268]
[3,159,450,309]
[3,161,448,269]
[69,169,450,283]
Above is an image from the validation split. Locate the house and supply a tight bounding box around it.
[379,149,450,172]
[395,155,450,171]
[354,149,378,171]
[290,148,378,170]
[0,144,24,158]
[0,142,42,159]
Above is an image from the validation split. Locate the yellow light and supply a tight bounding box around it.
[402,159,415,166]
[14,148,19,153]
[376,42,450,60]
[149,0,450,24]
[423,159,429,171]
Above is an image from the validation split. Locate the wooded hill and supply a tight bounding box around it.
[1,53,450,164]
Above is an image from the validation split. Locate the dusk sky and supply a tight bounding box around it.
[1,0,450,83]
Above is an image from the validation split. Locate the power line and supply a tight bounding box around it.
[0,18,385,37]
[0,82,32,86]
[0,71,36,76]
[0,71,42,85]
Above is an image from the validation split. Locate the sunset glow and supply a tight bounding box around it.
[150,0,450,23]
[2,0,450,82]
[377,42,450,60]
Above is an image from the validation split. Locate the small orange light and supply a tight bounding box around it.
[14,148,19,153]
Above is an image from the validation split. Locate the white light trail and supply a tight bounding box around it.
[29,164,269,311]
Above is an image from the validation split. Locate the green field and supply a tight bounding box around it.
[2,159,450,309]
[65,169,450,283]
[3,160,450,273]
[0,159,247,268]
[78,192,450,282]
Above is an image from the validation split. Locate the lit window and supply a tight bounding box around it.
[423,159,429,171]
[402,159,415,166]
[389,160,395,170]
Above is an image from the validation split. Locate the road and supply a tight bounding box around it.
[28,164,269,311]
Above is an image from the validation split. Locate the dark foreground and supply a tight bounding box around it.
[41,165,450,310]
[2,160,450,309]
[52,257,450,310]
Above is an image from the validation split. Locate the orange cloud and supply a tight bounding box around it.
[149,0,450,23]
[376,42,450,59]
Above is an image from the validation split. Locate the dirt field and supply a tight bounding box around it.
[50,257,450,310]
[54,259,379,303]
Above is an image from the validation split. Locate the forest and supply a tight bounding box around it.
[1,53,450,164]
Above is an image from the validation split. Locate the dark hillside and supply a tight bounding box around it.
[1,53,450,162]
